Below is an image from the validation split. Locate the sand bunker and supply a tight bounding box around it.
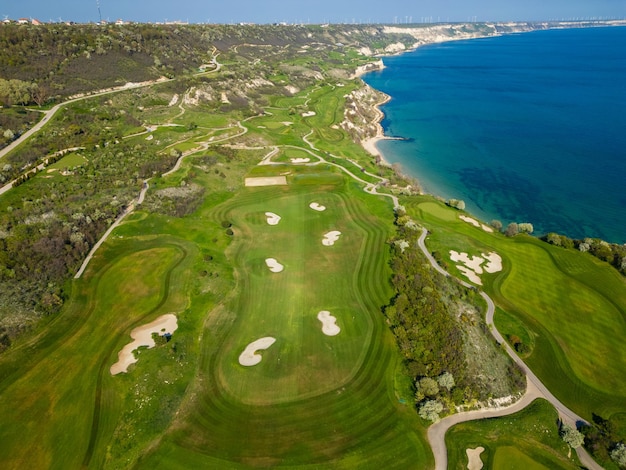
[460,215,480,227]
[450,251,485,274]
[290,157,310,163]
[244,176,287,187]
[265,258,284,273]
[322,231,342,246]
[301,111,316,117]
[466,447,485,470]
[110,314,178,375]
[483,252,503,273]
[317,311,341,336]
[239,337,277,366]
[449,250,503,285]
[309,202,326,212]
[460,215,494,233]
[265,212,281,225]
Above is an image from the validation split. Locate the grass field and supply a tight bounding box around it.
[409,196,626,430]
[0,131,432,468]
[134,165,432,468]
[446,399,580,469]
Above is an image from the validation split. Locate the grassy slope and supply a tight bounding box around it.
[408,197,626,424]
[0,238,194,469]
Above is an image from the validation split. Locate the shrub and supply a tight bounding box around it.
[418,400,444,422]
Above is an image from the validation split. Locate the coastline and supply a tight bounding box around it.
[359,89,393,162]
[353,24,626,246]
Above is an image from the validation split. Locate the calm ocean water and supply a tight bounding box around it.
[363,26,626,243]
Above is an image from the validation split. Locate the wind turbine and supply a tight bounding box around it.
[97,0,102,23]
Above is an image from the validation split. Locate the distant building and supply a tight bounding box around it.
[31,19,43,26]
[17,18,29,24]
[115,19,125,25]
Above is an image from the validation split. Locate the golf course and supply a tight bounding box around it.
[1,21,625,470]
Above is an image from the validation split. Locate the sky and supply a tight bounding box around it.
[3,0,625,24]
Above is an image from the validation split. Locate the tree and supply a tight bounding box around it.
[518,222,534,234]
[418,399,444,422]
[415,377,439,400]
[611,443,626,467]
[561,424,585,448]
[490,219,503,231]
[505,222,519,237]
[447,199,465,210]
[437,372,455,391]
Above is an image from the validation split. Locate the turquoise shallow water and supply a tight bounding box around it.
[363,26,626,243]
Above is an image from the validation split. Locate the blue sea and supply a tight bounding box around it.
[363,26,626,244]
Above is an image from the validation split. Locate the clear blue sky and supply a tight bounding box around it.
[3,0,625,24]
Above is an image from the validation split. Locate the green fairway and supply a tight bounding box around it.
[132,166,432,468]
[217,188,374,404]
[0,238,194,469]
[408,197,626,426]
[446,399,580,470]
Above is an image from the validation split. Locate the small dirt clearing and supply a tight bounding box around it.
[245,176,287,187]
[110,314,178,375]
[317,311,340,336]
[322,231,342,246]
[239,337,277,366]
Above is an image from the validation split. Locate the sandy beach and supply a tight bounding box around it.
[359,90,393,162]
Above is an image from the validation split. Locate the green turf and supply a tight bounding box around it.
[408,195,626,427]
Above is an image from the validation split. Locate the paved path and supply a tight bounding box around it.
[0,80,169,162]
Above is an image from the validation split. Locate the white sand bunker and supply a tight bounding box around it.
[317,311,341,336]
[460,215,480,227]
[322,231,342,246]
[309,202,326,212]
[244,176,287,187]
[110,314,178,375]
[265,258,284,273]
[482,252,503,273]
[466,446,485,470]
[239,337,277,366]
[265,212,281,225]
[449,250,503,285]
[460,215,493,233]
[301,111,316,117]
[290,157,310,163]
